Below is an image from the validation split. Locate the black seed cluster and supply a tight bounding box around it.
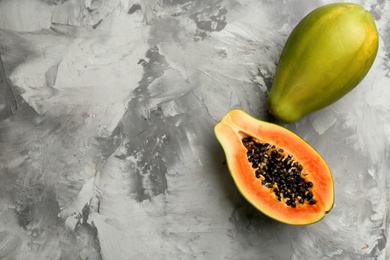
[242,136,316,208]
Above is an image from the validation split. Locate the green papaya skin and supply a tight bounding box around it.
[267,3,379,123]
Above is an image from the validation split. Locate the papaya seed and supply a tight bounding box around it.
[242,136,316,207]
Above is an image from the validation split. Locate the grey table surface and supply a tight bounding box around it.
[0,0,389,259]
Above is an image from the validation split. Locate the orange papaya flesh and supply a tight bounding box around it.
[267,3,379,123]
[215,109,334,225]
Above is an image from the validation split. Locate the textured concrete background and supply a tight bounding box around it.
[0,0,389,259]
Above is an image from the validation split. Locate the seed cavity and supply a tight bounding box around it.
[242,136,316,207]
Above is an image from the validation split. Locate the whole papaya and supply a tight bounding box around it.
[267,3,379,123]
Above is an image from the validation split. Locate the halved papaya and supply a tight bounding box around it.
[215,109,334,225]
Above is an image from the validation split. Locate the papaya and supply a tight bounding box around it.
[267,3,379,123]
[215,109,334,225]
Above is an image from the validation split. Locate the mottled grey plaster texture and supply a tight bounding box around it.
[0,0,389,259]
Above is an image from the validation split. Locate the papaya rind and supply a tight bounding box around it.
[267,3,379,123]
